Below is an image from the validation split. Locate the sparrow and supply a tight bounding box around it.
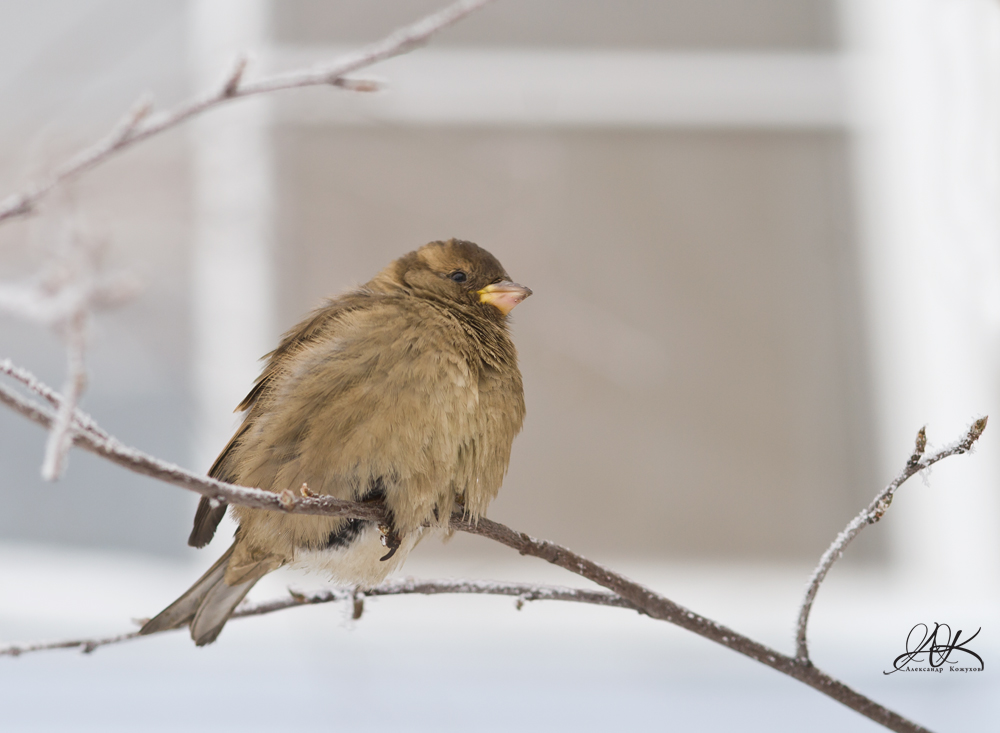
[140,239,530,645]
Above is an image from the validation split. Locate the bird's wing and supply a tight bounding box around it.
[188,296,370,548]
[229,298,482,552]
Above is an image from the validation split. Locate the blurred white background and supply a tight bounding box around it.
[0,0,997,730]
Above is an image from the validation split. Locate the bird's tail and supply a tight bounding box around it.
[139,542,263,646]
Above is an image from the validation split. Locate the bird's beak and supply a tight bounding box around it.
[478,281,533,316]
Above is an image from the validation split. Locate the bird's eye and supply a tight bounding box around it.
[449,271,468,283]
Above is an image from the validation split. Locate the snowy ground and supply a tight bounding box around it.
[0,539,995,732]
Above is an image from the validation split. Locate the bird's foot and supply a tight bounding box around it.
[378,523,401,561]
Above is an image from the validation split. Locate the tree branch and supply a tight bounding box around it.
[0,364,955,733]
[795,418,987,663]
[0,359,110,440]
[0,578,631,657]
[0,0,495,226]
[456,515,933,733]
[0,368,384,522]
[40,309,87,480]
[0,226,140,479]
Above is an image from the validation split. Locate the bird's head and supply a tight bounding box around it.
[379,239,532,321]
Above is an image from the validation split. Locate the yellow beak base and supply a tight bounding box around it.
[478,281,533,316]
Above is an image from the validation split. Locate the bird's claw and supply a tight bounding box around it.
[378,523,401,561]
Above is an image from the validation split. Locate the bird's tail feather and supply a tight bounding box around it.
[188,571,259,646]
[139,542,263,646]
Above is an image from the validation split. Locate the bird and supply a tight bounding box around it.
[140,239,531,645]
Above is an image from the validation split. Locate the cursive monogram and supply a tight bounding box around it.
[885,622,984,675]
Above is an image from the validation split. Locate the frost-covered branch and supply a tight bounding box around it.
[0,365,944,733]
[456,515,933,733]
[0,0,496,226]
[0,230,138,479]
[795,418,988,663]
[0,578,631,657]
[41,309,87,480]
[0,359,110,440]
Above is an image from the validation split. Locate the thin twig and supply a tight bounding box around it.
[243,578,633,617]
[221,57,248,98]
[0,631,139,657]
[795,418,987,663]
[0,226,139,478]
[0,578,631,657]
[0,359,110,441]
[0,0,496,225]
[41,310,88,480]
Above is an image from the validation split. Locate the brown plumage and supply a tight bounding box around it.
[140,239,530,645]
